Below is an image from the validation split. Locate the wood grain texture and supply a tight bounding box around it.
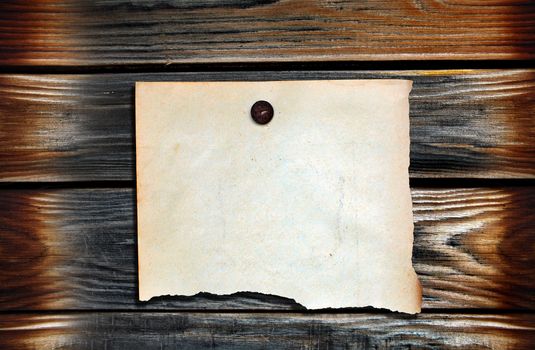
[1,0,535,65]
[1,312,534,350]
[1,187,533,311]
[0,70,534,181]
[2,1,534,347]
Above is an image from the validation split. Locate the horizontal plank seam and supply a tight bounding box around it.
[1,179,534,190]
[0,60,534,75]
[0,309,533,315]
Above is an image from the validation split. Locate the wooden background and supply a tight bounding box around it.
[1,1,534,349]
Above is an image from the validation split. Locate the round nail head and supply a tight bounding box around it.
[251,100,274,125]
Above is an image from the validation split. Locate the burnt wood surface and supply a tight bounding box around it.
[1,312,535,350]
[0,187,533,311]
[0,70,534,182]
[1,0,535,66]
[1,1,534,348]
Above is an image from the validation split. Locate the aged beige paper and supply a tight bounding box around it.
[136,80,421,313]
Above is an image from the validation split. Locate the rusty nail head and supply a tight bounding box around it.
[251,100,274,125]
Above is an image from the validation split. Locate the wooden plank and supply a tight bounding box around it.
[0,70,534,181]
[1,187,533,311]
[1,1,534,65]
[1,312,534,349]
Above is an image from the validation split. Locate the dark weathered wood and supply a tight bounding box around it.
[1,312,534,350]
[1,1,535,66]
[2,2,533,347]
[1,187,533,311]
[1,70,534,181]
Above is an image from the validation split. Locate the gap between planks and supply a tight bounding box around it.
[0,179,535,190]
[0,60,534,75]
